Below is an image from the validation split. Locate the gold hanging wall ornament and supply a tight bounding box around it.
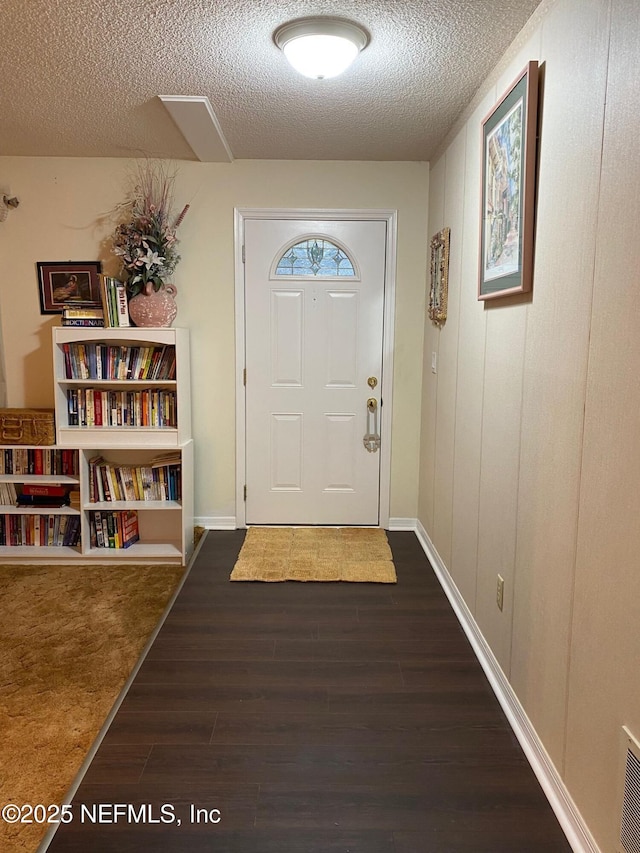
[428,226,450,327]
[0,194,19,222]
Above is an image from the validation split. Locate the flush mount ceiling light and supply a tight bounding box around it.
[274,17,369,80]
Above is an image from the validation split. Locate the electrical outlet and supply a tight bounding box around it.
[496,575,505,611]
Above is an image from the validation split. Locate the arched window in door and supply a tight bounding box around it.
[274,237,357,278]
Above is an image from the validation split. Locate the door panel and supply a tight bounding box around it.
[325,291,359,387]
[270,413,303,490]
[271,290,304,386]
[244,218,386,525]
[324,414,357,490]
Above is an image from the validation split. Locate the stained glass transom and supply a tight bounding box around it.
[275,238,356,277]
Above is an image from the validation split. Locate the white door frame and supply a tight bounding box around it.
[234,207,397,529]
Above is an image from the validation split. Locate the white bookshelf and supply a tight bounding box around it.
[79,441,194,564]
[0,328,194,565]
[0,445,82,559]
[52,327,191,447]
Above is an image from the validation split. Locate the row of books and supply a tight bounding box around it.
[0,514,81,547]
[88,454,182,503]
[100,276,130,327]
[0,482,18,504]
[62,343,176,381]
[89,510,139,548]
[67,388,177,428]
[0,448,79,476]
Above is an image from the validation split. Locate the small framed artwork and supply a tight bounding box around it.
[479,60,539,300]
[429,227,450,327]
[37,261,103,314]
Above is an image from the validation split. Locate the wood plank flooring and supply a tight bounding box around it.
[45,531,572,852]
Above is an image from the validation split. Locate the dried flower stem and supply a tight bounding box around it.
[173,204,190,230]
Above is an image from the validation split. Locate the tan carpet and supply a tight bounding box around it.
[230,526,397,583]
[0,560,185,853]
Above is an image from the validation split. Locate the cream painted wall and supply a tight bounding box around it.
[0,159,428,525]
[566,0,640,845]
[417,0,637,849]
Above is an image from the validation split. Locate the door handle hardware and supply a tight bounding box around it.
[363,397,381,452]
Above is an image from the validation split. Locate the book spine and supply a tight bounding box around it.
[94,511,105,547]
[62,307,104,318]
[115,281,131,327]
[21,484,68,497]
[62,343,73,378]
[61,318,105,327]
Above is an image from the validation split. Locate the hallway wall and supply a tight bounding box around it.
[0,159,429,524]
[417,0,640,848]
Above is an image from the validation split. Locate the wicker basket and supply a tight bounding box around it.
[0,408,56,445]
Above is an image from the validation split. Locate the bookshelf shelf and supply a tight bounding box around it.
[85,541,183,560]
[58,380,178,387]
[84,500,182,511]
[57,427,180,449]
[0,505,80,516]
[0,474,79,485]
[0,545,82,560]
[0,327,194,565]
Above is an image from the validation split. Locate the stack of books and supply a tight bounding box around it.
[16,484,72,508]
[61,303,105,328]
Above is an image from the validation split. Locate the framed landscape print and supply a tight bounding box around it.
[479,61,539,300]
[37,261,103,314]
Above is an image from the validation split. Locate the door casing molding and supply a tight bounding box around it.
[234,207,398,529]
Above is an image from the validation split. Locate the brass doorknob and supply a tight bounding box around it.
[367,376,378,389]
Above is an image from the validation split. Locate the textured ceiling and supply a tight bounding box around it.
[0,0,542,161]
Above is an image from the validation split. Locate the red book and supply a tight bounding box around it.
[121,510,139,548]
[94,389,103,425]
[21,484,68,497]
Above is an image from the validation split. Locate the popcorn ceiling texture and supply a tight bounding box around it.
[0,0,541,161]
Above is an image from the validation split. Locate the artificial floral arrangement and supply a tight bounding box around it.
[112,161,189,298]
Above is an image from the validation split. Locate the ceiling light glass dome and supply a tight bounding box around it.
[274,18,369,80]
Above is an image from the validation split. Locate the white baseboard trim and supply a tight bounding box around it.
[195,516,237,530]
[199,518,418,531]
[387,517,418,531]
[414,520,600,853]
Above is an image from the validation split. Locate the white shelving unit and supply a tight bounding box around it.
[52,327,191,447]
[79,442,193,564]
[0,328,194,565]
[0,446,82,560]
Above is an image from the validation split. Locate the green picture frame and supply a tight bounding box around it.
[479,61,539,300]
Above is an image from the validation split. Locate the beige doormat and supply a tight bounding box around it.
[230,526,397,583]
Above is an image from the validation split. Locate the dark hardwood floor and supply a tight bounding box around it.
[45,531,572,852]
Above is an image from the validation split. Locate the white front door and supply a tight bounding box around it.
[244,218,387,525]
